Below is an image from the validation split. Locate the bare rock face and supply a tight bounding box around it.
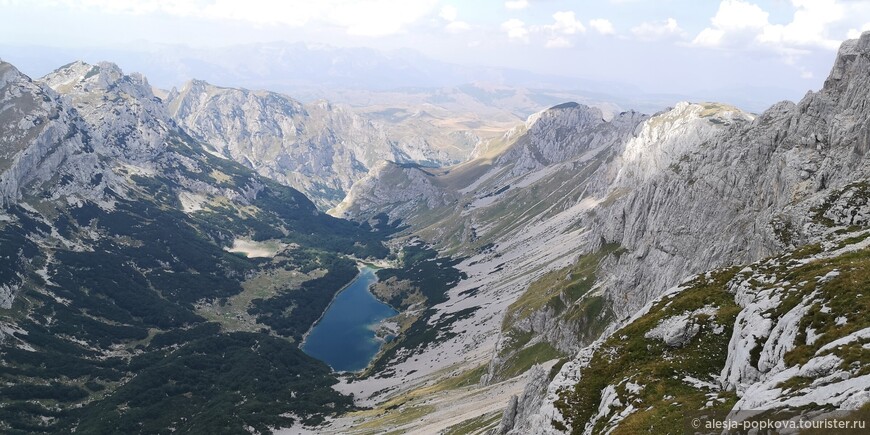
[501,364,551,435]
[166,80,421,209]
[592,32,870,319]
[42,61,174,161]
[331,160,456,221]
[0,62,88,206]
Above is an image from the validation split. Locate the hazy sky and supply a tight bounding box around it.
[1,0,869,98]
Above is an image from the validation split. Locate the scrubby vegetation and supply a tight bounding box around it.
[553,230,870,434]
[554,268,741,434]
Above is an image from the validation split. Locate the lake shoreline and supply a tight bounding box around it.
[300,264,398,373]
[298,265,362,348]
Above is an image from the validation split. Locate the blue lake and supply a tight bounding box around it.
[301,266,397,372]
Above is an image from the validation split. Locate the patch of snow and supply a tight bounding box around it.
[178,191,207,213]
[223,239,286,258]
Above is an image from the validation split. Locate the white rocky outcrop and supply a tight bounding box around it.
[644,305,718,348]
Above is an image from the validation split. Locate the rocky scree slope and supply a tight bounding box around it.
[0,60,389,433]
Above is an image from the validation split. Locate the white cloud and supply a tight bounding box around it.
[521,11,588,48]
[439,5,457,22]
[758,0,844,50]
[445,20,471,33]
[545,36,572,48]
[501,18,529,42]
[710,0,768,31]
[54,0,439,37]
[693,0,846,52]
[505,0,528,10]
[589,18,615,35]
[691,0,767,47]
[631,18,684,41]
[847,23,870,39]
[546,11,586,35]
[439,4,469,33]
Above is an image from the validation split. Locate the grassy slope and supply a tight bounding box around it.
[554,268,742,434]
[554,236,870,434]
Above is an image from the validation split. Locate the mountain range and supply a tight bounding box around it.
[1,41,798,113]
[1,31,869,435]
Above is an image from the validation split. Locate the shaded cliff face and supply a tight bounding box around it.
[165,80,466,209]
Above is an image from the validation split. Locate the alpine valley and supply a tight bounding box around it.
[2,28,870,435]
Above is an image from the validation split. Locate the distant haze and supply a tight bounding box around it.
[2,0,869,113]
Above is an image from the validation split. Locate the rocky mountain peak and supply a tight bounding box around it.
[824,31,870,93]
[182,78,210,90]
[0,61,25,89]
[40,60,145,95]
[614,101,753,185]
[165,79,409,209]
[49,61,157,104]
[38,62,175,165]
[533,102,603,129]
[0,60,90,207]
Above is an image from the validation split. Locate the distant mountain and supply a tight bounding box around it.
[1,41,791,113]
[167,79,423,209]
[0,42,631,95]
